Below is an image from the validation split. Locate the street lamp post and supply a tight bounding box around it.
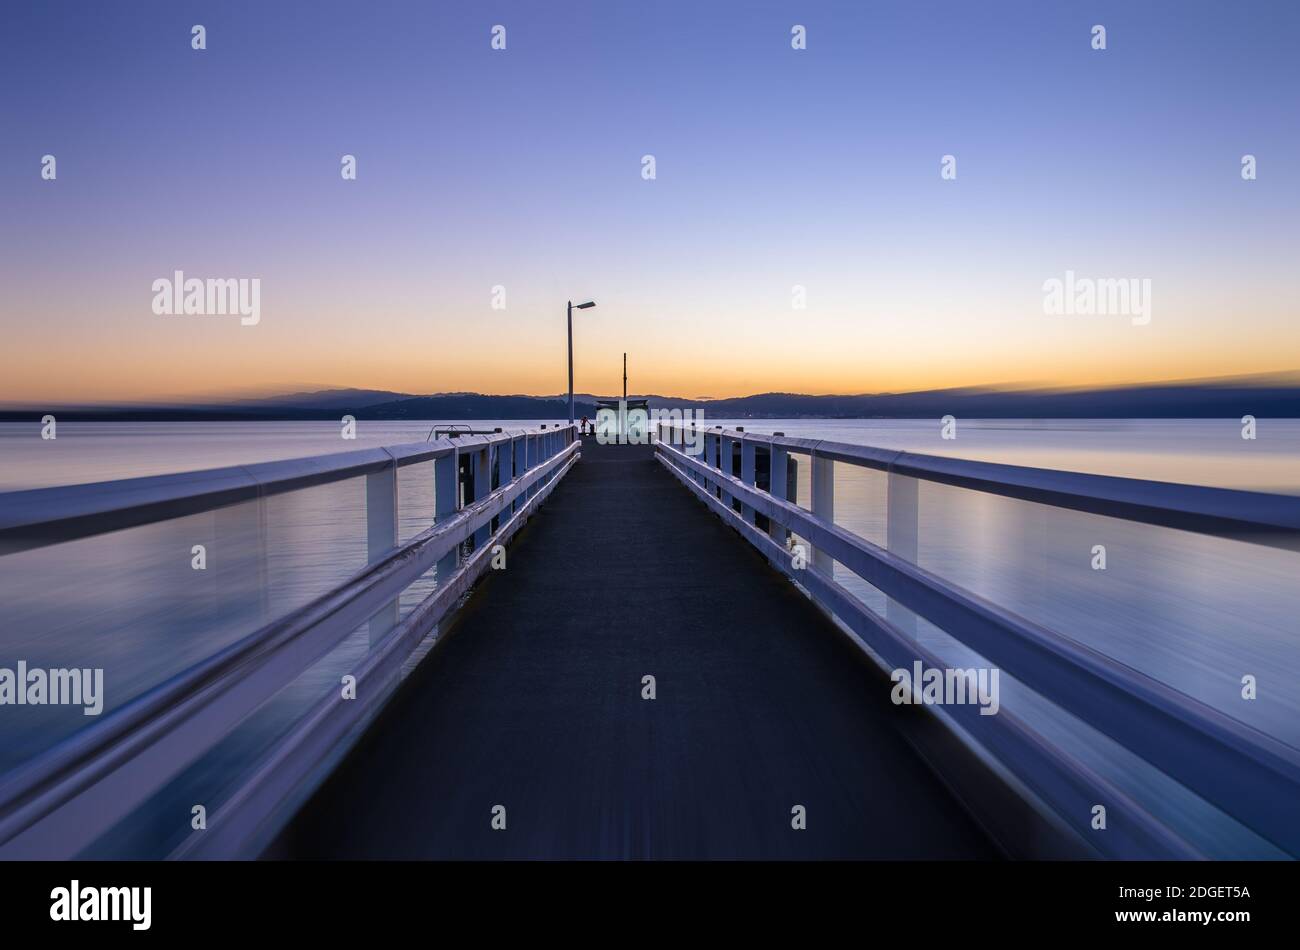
[567,300,595,424]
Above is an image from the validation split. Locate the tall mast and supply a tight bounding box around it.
[623,353,627,400]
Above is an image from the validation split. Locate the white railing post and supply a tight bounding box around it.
[538,428,550,488]
[365,464,399,644]
[701,431,714,493]
[512,436,526,514]
[887,472,920,637]
[718,432,733,509]
[811,452,834,577]
[523,434,534,500]
[493,437,511,534]
[434,449,458,583]
[686,426,696,486]
[470,444,491,548]
[681,426,702,493]
[535,432,544,487]
[532,429,543,493]
[768,433,789,546]
[739,430,756,524]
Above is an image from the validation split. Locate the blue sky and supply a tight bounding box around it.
[2,0,1297,401]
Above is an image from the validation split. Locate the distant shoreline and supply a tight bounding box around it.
[4,378,1299,423]
[4,410,1299,423]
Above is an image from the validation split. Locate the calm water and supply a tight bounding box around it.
[1,419,1297,858]
[4,418,1300,491]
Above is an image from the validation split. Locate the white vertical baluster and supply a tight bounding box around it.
[512,436,526,514]
[709,430,720,494]
[811,452,834,578]
[739,431,756,524]
[493,436,510,534]
[365,464,399,644]
[434,448,458,584]
[718,433,733,509]
[887,471,920,637]
[471,444,491,548]
[768,434,789,546]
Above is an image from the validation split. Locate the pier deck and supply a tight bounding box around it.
[273,439,999,859]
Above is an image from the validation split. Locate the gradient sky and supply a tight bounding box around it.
[2,0,1298,403]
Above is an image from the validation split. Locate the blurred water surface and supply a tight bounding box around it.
[1,419,1297,857]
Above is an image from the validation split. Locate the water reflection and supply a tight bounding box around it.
[1,419,1296,857]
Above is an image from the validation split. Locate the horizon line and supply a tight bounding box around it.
[4,368,1300,413]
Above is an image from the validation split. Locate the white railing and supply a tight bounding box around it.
[0,423,579,859]
[655,422,1300,860]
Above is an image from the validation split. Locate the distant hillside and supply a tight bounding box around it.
[630,383,1300,419]
[225,388,414,411]
[4,377,1299,421]
[358,393,590,420]
[357,381,1300,419]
